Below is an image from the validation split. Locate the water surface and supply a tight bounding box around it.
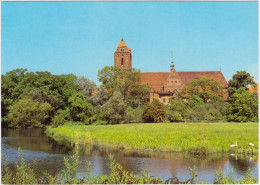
[1,128,258,182]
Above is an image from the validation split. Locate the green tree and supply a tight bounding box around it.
[227,91,258,122]
[186,102,227,122]
[98,66,150,107]
[51,112,66,128]
[7,98,53,128]
[103,92,127,124]
[68,93,93,123]
[187,95,204,110]
[1,69,29,125]
[143,99,166,123]
[179,77,224,103]
[89,87,109,107]
[169,99,190,120]
[1,69,78,126]
[50,74,77,110]
[125,106,145,123]
[25,89,58,107]
[75,76,96,98]
[228,71,255,95]
[167,111,183,122]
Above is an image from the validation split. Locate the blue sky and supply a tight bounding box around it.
[2,1,258,84]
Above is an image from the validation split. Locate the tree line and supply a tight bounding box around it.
[1,67,258,128]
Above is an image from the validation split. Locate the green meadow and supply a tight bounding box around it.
[45,122,258,154]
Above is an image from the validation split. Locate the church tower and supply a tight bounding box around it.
[114,38,132,70]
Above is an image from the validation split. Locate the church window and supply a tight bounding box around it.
[121,58,124,66]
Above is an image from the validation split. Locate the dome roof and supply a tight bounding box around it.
[117,38,127,47]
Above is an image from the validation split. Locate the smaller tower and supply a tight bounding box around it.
[170,51,175,71]
[114,38,132,70]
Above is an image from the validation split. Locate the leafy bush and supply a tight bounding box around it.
[57,108,71,121]
[103,92,127,124]
[90,105,107,124]
[187,95,204,109]
[228,70,255,95]
[51,113,66,127]
[167,111,183,122]
[7,98,54,128]
[93,120,108,125]
[143,99,166,123]
[169,99,190,120]
[186,106,206,122]
[60,155,80,184]
[186,102,227,122]
[205,108,222,121]
[68,93,93,124]
[227,91,258,122]
[125,106,145,123]
[214,168,257,184]
[2,147,37,184]
[179,77,224,103]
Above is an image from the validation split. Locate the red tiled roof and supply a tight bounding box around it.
[177,71,228,88]
[140,72,170,87]
[140,71,228,88]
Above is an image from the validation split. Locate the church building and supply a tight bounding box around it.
[114,38,228,104]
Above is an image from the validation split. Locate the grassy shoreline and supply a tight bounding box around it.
[45,122,258,154]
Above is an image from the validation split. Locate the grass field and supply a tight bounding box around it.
[45,122,258,154]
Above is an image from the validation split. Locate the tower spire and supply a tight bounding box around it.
[170,50,175,71]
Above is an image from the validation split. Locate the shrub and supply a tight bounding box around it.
[51,113,66,127]
[1,147,37,184]
[168,111,183,122]
[186,106,207,122]
[179,77,224,103]
[143,99,166,123]
[169,99,190,119]
[7,98,53,128]
[125,106,145,123]
[93,120,108,125]
[204,108,222,121]
[186,102,227,122]
[103,92,127,124]
[214,168,257,184]
[188,95,204,110]
[68,93,93,123]
[227,91,258,122]
[57,108,71,121]
[90,105,107,124]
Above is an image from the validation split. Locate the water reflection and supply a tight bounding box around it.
[228,154,258,174]
[1,128,258,182]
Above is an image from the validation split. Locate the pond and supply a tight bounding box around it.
[1,128,258,183]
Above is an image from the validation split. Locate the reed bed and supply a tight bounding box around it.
[45,122,258,154]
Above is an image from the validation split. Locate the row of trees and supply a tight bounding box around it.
[1,67,258,128]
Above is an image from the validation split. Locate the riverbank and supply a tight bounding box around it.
[45,122,258,154]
